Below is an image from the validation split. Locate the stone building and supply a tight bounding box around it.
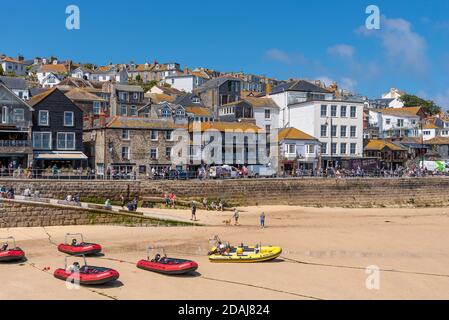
[83,115,183,178]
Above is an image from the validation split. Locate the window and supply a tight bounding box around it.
[133,92,139,100]
[162,108,171,117]
[14,108,24,122]
[306,144,315,154]
[150,148,158,159]
[320,125,327,137]
[176,108,185,118]
[287,144,296,154]
[38,110,49,126]
[93,101,101,115]
[130,106,137,116]
[165,147,172,157]
[33,132,52,149]
[121,147,130,160]
[331,105,337,117]
[340,143,347,155]
[350,106,357,118]
[386,118,391,125]
[320,105,327,117]
[411,120,416,125]
[340,125,347,137]
[331,143,337,155]
[331,125,337,137]
[397,119,404,127]
[119,92,127,101]
[423,130,431,136]
[120,105,127,116]
[350,143,357,155]
[1,106,8,123]
[340,106,347,117]
[57,132,75,150]
[350,126,357,138]
[64,111,74,126]
[122,129,130,140]
[265,109,271,119]
[150,130,158,140]
[322,142,327,154]
[165,131,172,141]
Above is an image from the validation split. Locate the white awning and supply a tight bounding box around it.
[34,151,88,160]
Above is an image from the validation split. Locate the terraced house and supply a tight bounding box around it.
[83,116,182,178]
[0,83,33,169]
[104,83,146,117]
[27,88,87,170]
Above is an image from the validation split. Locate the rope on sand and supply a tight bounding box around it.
[281,256,449,279]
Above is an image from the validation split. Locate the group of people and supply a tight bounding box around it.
[202,198,224,211]
[0,186,15,199]
[163,193,177,208]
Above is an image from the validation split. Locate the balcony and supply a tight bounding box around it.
[0,140,31,147]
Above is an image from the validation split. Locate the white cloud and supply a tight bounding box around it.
[264,48,307,65]
[327,44,355,59]
[358,16,428,74]
[340,77,358,92]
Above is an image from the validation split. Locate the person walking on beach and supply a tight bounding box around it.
[233,208,240,226]
[260,211,266,229]
[202,197,208,210]
[191,202,197,221]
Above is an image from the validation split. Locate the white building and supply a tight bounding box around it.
[270,80,364,165]
[382,87,406,99]
[41,72,63,88]
[0,57,27,76]
[90,65,128,83]
[368,107,423,138]
[277,127,321,175]
[71,66,93,80]
[163,74,208,93]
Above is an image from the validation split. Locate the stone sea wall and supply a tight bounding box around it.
[1,177,448,208]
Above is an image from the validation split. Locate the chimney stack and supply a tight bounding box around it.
[265,83,272,96]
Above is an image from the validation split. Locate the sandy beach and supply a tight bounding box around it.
[1,205,449,300]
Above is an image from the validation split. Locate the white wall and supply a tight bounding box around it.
[289,102,364,158]
[253,107,279,132]
[164,76,193,92]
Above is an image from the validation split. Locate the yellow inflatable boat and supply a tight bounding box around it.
[208,244,282,263]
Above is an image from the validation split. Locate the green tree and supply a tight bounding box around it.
[141,80,158,92]
[400,94,441,115]
[0,65,3,75]
[135,74,142,83]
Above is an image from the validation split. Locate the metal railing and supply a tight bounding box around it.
[0,140,31,147]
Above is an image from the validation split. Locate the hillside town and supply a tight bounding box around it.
[1,53,448,180]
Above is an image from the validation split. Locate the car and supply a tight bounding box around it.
[247,165,277,178]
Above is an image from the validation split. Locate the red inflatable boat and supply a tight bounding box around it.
[0,237,25,262]
[54,256,119,285]
[136,248,198,275]
[58,233,102,256]
[137,258,198,275]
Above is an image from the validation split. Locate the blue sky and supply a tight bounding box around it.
[3,0,449,107]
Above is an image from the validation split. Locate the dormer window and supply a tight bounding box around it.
[162,108,171,117]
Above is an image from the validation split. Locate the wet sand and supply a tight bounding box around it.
[1,205,449,300]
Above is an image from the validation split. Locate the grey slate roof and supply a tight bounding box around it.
[196,77,241,92]
[270,80,331,95]
[173,93,204,107]
[0,76,28,90]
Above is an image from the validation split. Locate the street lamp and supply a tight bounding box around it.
[325,116,333,169]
